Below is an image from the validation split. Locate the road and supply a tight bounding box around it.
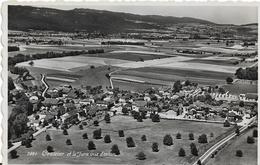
[40,74,49,98]
[193,116,256,165]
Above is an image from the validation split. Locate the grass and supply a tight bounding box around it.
[10,115,231,164]
[207,128,257,165]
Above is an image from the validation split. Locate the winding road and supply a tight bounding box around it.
[40,74,49,98]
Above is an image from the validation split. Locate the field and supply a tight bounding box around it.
[222,83,257,95]
[113,67,233,86]
[10,116,232,164]
[88,51,173,61]
[207,129,257,165]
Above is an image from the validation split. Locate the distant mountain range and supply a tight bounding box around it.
[8,5,215,33]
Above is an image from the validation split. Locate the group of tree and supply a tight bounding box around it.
[101,41,145,46]
[235,67,258,80]
[8,46,20,52]
[131,110,147,122]
[8,93,33,140]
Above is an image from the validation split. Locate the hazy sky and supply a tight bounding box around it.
[31,5,258,25]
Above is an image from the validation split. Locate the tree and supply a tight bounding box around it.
[176,133,182,139]
[189,133,194,140]
[152,142,159,152]
[63,129,68,135]
[239,101,245,107]
[163,134,173,146]
[224,120,230,127]
[47,146,54,152]
[197,160,202,165]
[104,135,112,143]
[198,134,208,143]
[93,129,102,139]
[136,152,146,160]
[46,134,51,141]
[122,107,129,115]
[141,135,147,141]
[210,132,214,137]
[66,139,72,145]
[93,120,99,126]
[8,77,15,91]
[29,61,34,66]
[178,148,186,157]
[190,143,199,156]
[79,125,83,130]
[126,137,135,147]
[236,150,243,157]
[247,136,255,144]
[118,130,124,137]
[151,114,160,122]
[104,113,111,123]
[253,129,258,137]
[82,133,88,139]
[226,77,233,84]
[173,80,182,92]
[88,141,96,150]
[10,150,18,159]
[137,115,143,122]
[235,127,240,136]
[111,144,120,155]
[218,87,225,94]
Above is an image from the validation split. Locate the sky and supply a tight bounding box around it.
[31,5,258,25]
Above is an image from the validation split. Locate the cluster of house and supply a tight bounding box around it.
[19,80,257,130]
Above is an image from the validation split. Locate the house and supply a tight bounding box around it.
[42,98,63,107]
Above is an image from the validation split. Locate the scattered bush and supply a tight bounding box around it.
[163,134,173,146]
[88,141,96,150]
[176,133,182,139]
[79,125,83,130]
[136,152,146,160]
[152,142,159,152]
[93,120,99,126]
[224,120,230,127]
[104,135,112,143]
[126,137,135,148]
[46,134,51,141]
[10,150,18,159]
[247,136,255,144]
[189,133,194,140]
[198,134,208,143]
[63,129,68,135]
[104,113,111,123]
[236,150,243,157]
[93,129,102,139]
[141,135,147,141]
[118,130,124,137]
[82,133,88,139]
[111,144,120,155]
[178,148,186,157]
[190,143,199,156]
[47,146,54,152]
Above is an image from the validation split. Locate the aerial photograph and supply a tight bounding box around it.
[7,4,258,165]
